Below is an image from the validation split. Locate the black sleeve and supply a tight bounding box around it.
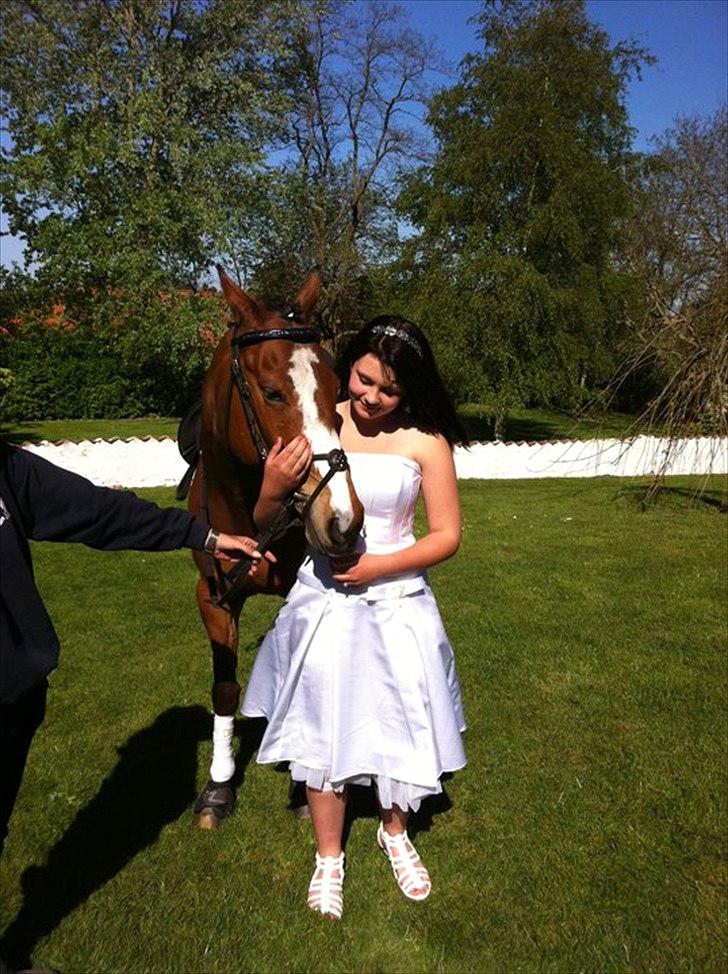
[3,444,209,551]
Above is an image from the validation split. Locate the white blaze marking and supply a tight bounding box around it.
[288,346,354,530]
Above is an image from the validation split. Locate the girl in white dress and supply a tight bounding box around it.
[242,316,469,919]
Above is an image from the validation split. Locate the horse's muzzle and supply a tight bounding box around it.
[327,513,361,554]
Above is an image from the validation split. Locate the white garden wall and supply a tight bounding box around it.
[20,434,727,487]
[453,435,727,480]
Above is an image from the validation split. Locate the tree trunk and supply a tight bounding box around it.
[494,409,508,442]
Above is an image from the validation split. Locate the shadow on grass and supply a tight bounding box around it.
[232,717,266,790]
[0,705,259,970]
[0,424,46,445]
[614,484,728,513]
[460,411,604,444]
[460,412,564,444]
[459,407,640,444]
[502,416,566,443]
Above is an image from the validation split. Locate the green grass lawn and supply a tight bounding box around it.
[0,416,181,443]
[1,477,726,973]
[458,404,641,442]
[1,406,642,446]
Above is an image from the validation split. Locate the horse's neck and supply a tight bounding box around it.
[199,345,268,534]
[200,439,262,536]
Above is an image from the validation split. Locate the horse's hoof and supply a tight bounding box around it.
[291,802,311,821]
[197,809,221,830]
[193,779,235,829]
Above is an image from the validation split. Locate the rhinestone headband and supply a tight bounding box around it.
[370,324,424,358]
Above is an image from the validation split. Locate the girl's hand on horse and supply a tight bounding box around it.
[214,533,277,574]
[331,553,389,588]
[262,435,313,501]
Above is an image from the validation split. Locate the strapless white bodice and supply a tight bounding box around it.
[348,452,421,553]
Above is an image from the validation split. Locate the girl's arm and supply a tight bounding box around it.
[254,435,312,530]
[332,434,461,586]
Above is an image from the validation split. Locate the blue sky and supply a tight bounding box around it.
[2,0,726,269]
[401,0,727,150]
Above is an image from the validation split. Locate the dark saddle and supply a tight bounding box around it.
[175,400,202,501]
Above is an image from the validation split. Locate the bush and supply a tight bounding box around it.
[1,282,226,421]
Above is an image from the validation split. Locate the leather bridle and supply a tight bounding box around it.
[204,317,351,607]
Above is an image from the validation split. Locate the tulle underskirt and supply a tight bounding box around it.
[288,762,443,813]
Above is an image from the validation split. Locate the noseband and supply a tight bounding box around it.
[205,319,351,607]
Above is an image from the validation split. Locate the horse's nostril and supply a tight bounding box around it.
[328,515,346,548]
[328,514,362,553]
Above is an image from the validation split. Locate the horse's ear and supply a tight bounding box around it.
[217,265,262,328]
[294,271,322,319]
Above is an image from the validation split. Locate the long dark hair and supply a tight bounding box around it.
[337,316,469,447]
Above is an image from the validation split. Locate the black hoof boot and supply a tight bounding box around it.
[194,779,235,829]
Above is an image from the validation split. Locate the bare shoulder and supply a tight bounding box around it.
[409,429,453,470]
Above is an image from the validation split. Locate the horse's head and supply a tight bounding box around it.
[216,268,364,556]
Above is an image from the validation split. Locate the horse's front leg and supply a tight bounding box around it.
[194,576,243,829]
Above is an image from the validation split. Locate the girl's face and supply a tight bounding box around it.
[348,353,403,422]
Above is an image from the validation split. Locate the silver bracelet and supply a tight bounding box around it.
[203,528,219,556]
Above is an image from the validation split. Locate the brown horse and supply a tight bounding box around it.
[188,268,364,828]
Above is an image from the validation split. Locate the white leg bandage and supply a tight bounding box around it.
[209,714,235,782]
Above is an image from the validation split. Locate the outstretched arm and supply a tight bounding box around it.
[2,443,271,568]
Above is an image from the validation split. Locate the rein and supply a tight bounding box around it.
[203,322,350,608]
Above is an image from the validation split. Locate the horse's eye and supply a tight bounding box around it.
[261,386,286,404]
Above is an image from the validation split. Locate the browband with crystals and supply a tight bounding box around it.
[370,324,424,358]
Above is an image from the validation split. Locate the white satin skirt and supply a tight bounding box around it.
[241,565,467,812]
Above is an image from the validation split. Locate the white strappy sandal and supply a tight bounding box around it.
[307,852,345,920]
[377,823,431,901]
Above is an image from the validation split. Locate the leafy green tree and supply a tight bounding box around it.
[0,0,302,419]
[1,0,298,291]
[398,0,652,434]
